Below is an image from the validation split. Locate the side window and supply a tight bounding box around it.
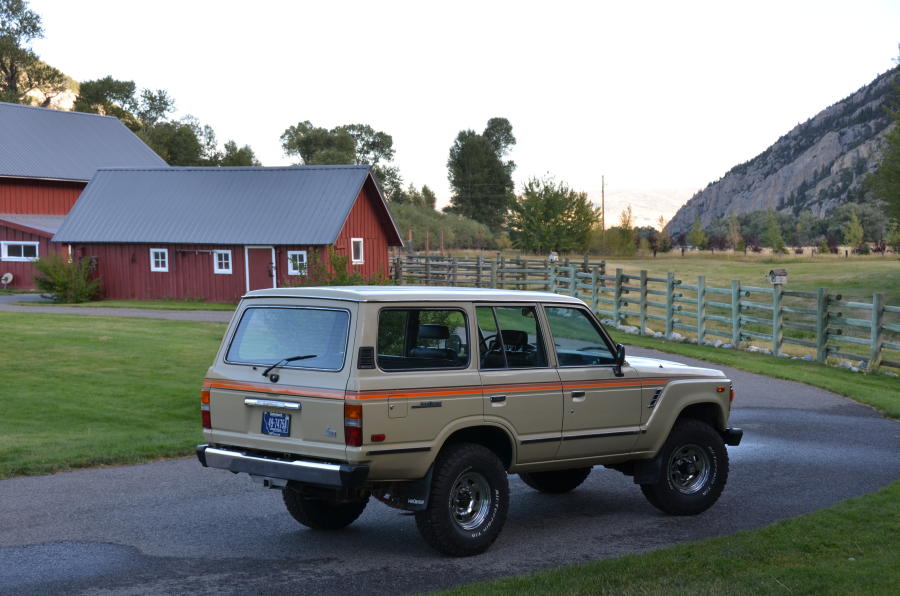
[213,250,232,274]
[351,238,364,264]
[150,248,168,272]
[545,306,615,366]
[377,309,469,370]
[477,306,547,369]
[287,250,307,275]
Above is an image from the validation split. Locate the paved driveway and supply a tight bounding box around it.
[1,344,898,595]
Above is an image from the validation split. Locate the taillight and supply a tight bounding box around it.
[201,388,211,429]
[344,403,362,447]
[729,383,735,403]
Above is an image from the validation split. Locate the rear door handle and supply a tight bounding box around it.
[489,394,506,403]
[571,390,585,398]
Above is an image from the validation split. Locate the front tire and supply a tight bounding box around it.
[282,483,368,530]
[519,467,592,493]
[640,418,728,515]
[415,442,509,556]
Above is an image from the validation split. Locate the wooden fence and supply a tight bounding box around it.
[391,255,900,373]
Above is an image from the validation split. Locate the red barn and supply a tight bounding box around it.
[0,101,165,289]
[53,165,403,302]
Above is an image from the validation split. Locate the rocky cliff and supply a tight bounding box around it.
[667,68,898,236]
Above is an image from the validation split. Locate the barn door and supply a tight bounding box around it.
[245,246,276,292]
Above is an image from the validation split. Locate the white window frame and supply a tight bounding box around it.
[1,241,40,262]
[213,250,232,274]
[150,248,169,272]
[351,238,364,265]
[287,250,308,276]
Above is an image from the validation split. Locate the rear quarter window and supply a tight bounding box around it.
[377,308,470,370]
[226,306,350,371]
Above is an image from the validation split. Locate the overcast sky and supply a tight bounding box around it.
[28,0,900,224]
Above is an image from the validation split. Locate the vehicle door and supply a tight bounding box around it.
[544,305,641,458]
[477,305,564,463]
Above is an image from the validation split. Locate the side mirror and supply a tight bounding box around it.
[613,343,625,377]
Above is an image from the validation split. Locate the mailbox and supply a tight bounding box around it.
[767,269,788,285]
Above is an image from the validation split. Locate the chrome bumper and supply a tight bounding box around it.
[196,445,369,488]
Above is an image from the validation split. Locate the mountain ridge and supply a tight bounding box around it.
[668,67,898,236]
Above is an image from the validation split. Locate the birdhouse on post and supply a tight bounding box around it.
[767,269,788,285]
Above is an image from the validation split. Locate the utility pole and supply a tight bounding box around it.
[600,175,606,253]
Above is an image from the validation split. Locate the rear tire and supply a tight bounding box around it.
[519,467,592,494]
[282,483,368,530]
[415,442,509,556]
[640,418,728,515]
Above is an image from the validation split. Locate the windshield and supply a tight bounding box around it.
[226,307,350,371]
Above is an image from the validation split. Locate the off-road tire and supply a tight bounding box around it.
[640,418,728,515]
[414,442,509,556]
[519,467,592,494]
[282,483,368,530]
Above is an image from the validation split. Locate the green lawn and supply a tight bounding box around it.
[0,312,225,478]
[14,299,236,311]
[442,480,900,595]
[610,330,900,419]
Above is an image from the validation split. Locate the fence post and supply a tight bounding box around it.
[599,260,606,286]
[868,292,884,372]
[772,283,783,355]
[591,265,600,311]
[665,272,675,337]
[425,256,432,286]
[543,259,550,291]
[393,257,402,283]
[569,266,578,297]
[490,259,498,288]
[476,254,484,287]
[696,275,706,344]
[815,287,828,362]
[613,268,623,323]
[498,254,505,288]
[450,257,458,286]
[639,270,648,334]
[730,280,741,347]
[549,263,558,293]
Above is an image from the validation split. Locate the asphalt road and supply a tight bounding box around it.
[1,344,898,595]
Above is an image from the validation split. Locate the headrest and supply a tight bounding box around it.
[500,329,528,347]
[418,324,450,340]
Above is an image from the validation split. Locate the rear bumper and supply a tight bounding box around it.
[196,444,369,489]
[722,427,743,446]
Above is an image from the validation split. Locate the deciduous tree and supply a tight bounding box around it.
[508,177,597,253]
[446,118,516,230]
[0,0,65,104]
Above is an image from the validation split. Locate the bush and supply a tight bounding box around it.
[285,248,390,287]
[32,253,100,303]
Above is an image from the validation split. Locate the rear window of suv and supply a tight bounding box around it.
[226,307,350,371]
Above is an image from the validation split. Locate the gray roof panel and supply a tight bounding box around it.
[0,213,66,235]
[53,165,402,245]
[0,102,166,181]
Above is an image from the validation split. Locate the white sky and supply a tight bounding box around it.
[28,0,900,225]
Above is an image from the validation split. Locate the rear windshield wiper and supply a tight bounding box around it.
[262,354,317,378]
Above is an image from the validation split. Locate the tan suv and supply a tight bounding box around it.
[197,287,742,556]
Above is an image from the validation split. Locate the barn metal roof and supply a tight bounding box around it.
[0,214,66,237]
[0,102,166,182]
[53,165,403,246]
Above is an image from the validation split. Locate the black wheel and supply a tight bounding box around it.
[415,442,509,556]
[640,418,728,515]
[519,467,592,494]
[282,483,368,530]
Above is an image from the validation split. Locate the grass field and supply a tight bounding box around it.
[441,480,900,595]
[13,299,236,311]
[0,312,225,478]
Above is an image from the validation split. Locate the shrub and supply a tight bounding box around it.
[285,248,390,287]
[32,253,101,303]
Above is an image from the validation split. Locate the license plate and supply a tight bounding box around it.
[262,411,291,436]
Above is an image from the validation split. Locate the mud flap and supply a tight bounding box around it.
[632,457,663,485]
[375,467,434,511]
